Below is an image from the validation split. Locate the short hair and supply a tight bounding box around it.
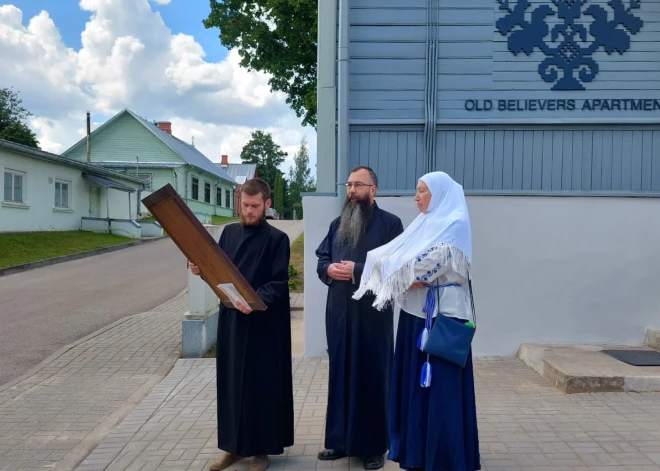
[349,166,378,188]
[241,178,271,201]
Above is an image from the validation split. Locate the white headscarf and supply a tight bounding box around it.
[352,171,472,310]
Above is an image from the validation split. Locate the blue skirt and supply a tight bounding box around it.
[388,311,481,471]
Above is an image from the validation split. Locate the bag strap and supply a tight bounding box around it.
[468,276,476,326]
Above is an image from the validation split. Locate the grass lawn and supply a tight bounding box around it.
[212,215,238,225]
[0,231,134,269]
[289,233,304,293]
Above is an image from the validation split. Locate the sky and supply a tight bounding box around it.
[0,0,317,176]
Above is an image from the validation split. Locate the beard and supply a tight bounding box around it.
[335,194,374,249]
[240,209,266,226]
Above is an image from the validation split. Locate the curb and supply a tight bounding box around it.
[0,236,166,277]
[0,287,188,395]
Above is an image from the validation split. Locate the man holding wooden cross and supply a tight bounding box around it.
[189,178,293,471]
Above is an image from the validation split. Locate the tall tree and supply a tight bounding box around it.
[282,178,292,220]
[273,172,284,214]
[240,130,287,190]
[203,0,317,127]
[0,88,39,149]
[288,135,315,210]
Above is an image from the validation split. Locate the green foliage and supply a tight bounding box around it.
[288,136,315,212]
[0,88,39,149]
[273,172,284,213]
[203,0,318,127]
[288,263,298,278]
[293,202,303,219]
[240,130,287,191]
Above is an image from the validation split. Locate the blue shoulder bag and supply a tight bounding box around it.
[417,278,476,387]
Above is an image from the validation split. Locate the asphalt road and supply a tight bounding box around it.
[0,238,188,386]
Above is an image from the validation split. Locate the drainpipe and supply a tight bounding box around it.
[336,0,350,214]
[106,188,110,233]
[86,111,91,162]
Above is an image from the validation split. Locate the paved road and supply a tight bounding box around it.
[0,237,188,386]
[0,220,303,388]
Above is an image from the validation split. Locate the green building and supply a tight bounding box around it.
[62,109,237,220]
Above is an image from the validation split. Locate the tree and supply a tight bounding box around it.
[0,88,39,149]
[203,0,318,127]
[288,135,315,215]
[273,172,284,214]
[282,177,293,220]
[240,130,287,190]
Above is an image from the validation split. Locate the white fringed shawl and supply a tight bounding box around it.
[352,171,472,310]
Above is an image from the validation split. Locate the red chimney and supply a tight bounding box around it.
[157,121,172,134]
[221,155,229,167]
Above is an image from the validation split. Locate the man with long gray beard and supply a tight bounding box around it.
[315,166,404,470]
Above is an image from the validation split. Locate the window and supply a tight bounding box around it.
[204,181,211,203]
[54,180,70,208]
[225,189,231,208]
[4,170,25,203]
[192,177,199,200]
[216,186,222,206]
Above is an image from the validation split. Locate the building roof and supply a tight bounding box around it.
[0,139,146,186]
[220,163,257,185]
[83,173,137,192]
[64,109,237,185]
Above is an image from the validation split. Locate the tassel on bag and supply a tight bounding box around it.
[419,284,435,388]
[420,355,432,387]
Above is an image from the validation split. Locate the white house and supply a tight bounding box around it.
[0,139,160,238]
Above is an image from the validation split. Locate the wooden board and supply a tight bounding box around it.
[141,184,266,311]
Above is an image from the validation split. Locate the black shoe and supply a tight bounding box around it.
[363,455,384,470]
[317,449,346,460]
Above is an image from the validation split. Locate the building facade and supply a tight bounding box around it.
[304,0,660,357]
[0,139,146,236]
[217,157,258,217]
[63,110,237,221]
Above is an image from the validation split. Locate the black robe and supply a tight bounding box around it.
[315,203,404,457]
[215,221,294,457]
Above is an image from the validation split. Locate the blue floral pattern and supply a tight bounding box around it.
[414,245,452,282]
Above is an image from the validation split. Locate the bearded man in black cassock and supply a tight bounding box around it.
[315,166,404,470]
[189,179,293,471]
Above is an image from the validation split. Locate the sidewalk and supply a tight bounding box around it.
[77,352,660,471]
[0,289,187,471]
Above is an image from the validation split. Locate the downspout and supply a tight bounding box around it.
[86,111,91,162]
[106,188,110,233]
[336,0,350,214]
[424,0,439,173]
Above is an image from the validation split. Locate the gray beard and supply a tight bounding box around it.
[335,198,374,250]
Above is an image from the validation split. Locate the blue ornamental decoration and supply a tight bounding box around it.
[495,0,644,90]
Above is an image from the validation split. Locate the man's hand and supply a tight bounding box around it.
[234,300,253,315]
[327,263,352,281]
[339,260,355,274]
[411,281,424,288]
[189,261,201,276]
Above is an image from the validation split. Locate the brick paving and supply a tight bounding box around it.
[0,221,304,471]
[0,289,187,471]
[75,354,660,471]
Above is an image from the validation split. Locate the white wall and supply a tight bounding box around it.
[1,148,141,232]
[303,194,660,357]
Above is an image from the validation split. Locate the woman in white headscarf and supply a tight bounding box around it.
[353,171,480,471]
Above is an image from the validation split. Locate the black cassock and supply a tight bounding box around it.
[215,222,294,457]
[316,203,404,457]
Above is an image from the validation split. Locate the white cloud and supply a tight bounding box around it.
[0,0,316,175]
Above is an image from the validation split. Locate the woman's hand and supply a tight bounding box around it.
[410,281,424,289]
